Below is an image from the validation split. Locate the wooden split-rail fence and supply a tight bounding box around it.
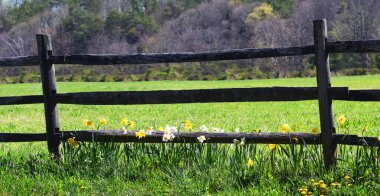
[0,19,379,168]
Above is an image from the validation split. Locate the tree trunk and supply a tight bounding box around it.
[361,53,370,70]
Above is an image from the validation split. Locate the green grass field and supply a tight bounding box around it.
[0,75,380,195]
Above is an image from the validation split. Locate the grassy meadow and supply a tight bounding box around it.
[0,75,380,195]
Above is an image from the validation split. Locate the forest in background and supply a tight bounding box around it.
[1,0,380,83]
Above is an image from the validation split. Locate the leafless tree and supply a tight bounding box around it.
[333,0,380,69]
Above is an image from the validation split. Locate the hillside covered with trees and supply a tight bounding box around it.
[1,0,380,83]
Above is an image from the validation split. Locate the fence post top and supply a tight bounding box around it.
[313,19,327,24]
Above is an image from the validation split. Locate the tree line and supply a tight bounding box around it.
[0,0,380,83]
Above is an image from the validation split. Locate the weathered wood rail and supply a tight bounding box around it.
[0,19,379,168]
[2,40,380,66]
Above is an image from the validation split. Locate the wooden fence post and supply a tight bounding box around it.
[313,20,337,168]
[37,34,61,158]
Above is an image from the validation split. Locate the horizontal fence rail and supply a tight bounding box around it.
[51,45,315,65]
[0,133,47,142]
[1,40,380,67]
[1,88,379,106]
[0,95,44,105]
[327,40,380,53]
[0,56,39,67]
[62,131,321,144]
[339,90,380,101]
[56,87,348,105]
[1,131,378,147]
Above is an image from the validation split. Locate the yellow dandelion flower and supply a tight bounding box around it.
[185,120,192,129]
[135,130,146,139]
[331,182,337,187]
[348,183,353,187]
[337,115,346,124]
[121,117,128,126]
[300,190,307,195]
[344,175,350,180]
[298,188,307,192]
[362,125,368,132]
[319,180,324,184]
[310,178,315,182]
[158,127,164,131]
[67,137,79,148]
[99,118,107,126]
[83,119,94,127]
[129,121,135,128]
[311,128,319,134]
[246,158,254,168]
[319,183,327,189]
[268,144,278,150]
[281,123,290,133]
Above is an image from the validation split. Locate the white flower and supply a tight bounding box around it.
[240,138,245,145]
[165,125,178,134]
[212,127,224,132]
[162,134,169,142]
[235,128,240,133]
[171,126,178,133]
[233,139,240,144]
[197,135,206,143]
[122,127,128,133]
[164,126,172,134]
[146,127,154,135]
[163,133,175,142]
[200,125,209,132]
[162,125,177,142]
[212,127,220,132]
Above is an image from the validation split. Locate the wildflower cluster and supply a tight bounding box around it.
[298,175,354,195]
[233,138,245,145]
[163,126,177,142]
